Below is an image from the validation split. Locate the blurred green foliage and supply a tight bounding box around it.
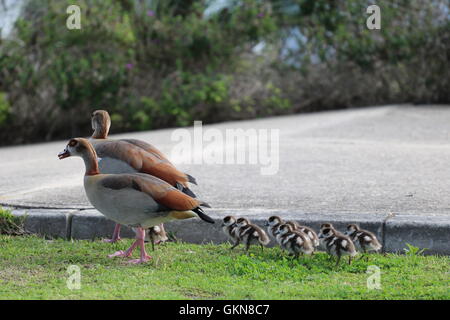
[0,0,448,144]
[0,92,10,126]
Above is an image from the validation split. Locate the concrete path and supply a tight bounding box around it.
[1,104,450,254]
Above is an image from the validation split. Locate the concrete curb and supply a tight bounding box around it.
[5,207,450,255]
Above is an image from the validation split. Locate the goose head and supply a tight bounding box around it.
[320,223,334,230]
[318,227,335,240]
[236,217,250,228]
[58,138,99,175]
[344,223,360,236]
[222,215,237,227]
[275,223,293,236]
[264,215,283,227]
[91,110,111,139]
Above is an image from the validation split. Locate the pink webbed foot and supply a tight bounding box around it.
[127,255,152,264]
[104,224,122,243]
[103,237,122,243]
[108,250,131,258]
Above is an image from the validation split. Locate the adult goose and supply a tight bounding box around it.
[58,138,214,264]
[90,110,197,243]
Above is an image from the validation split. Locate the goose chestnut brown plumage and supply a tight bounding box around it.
[58,138,213,264]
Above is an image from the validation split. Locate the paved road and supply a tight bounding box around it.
[1,104,450,216]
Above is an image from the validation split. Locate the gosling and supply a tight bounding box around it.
[285,221,320,248]
[146,225,169,251]
[318,225,357,266]
[265,216,319,249]
[235,217,270,252]
[222,216,240,249]
[264,216,284,240]
[275,223,314,258]
[344,224,382,254]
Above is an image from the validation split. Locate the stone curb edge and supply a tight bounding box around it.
[6,207,450,255]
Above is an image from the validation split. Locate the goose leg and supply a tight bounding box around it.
[335,255,341,267]
[150,231,155,251]
[230,239,240,250]
[128,228,152,264]
[108,239,138,258]
[108,228,151,263]
[103,224,122,243]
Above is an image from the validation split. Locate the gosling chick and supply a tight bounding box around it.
[318,226,357,266]
[222,215,240,249]
[275,223,314,258]
[264,216,284,240]
[320,223,335,230]
[285,221,320,248]
[146,224,169,251]
[235,217,270,252]
[344,224,382,253]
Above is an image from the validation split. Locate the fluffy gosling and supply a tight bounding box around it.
[235,217,270,252]
[264,216,284,240]
[146,224,169,251]
[344,224,382,253]
[265,216,319,249]
[275,223,314,258]
[285,221,320,248]
[318,226,357,266]
[222,215,240,249]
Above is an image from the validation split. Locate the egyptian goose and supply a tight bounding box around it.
[221,216,240,249]
[344,224,382,254]
[275,223,314,257]
[318,225,357,266]
[90,110,197,243]
[58,138,214,264]
[233,217,270,252]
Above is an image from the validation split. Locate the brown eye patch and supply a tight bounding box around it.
[68,139,77,147]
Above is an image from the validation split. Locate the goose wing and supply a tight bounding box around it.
[93,140,194,188]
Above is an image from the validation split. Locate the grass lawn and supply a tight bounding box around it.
[0,235,448,300]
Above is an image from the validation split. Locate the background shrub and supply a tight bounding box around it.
[0,0,448,145]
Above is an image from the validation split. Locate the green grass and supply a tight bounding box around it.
[0,235,449,300]
[0,207,26,235]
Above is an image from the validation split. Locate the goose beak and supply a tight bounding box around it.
[58,148,70,160]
